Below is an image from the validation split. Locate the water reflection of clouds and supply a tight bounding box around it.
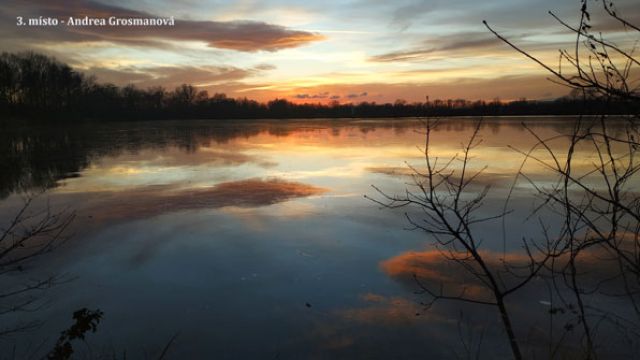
[58,147,279,193]
[339,293,438,325]
[13,118,615,200]
[367,166,518,188]
[381,249,528,302]
[4,118,638,358]
[80,178,327,222]
[280,237,554,358]
[291,291,486,359]
[373,244,640,358]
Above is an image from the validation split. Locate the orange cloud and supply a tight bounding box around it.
[1,0,324,52]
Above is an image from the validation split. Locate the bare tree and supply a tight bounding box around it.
[368,119,554,360]
[484,1,639,102]
[372,1,640,359]
[484,1,640,358]
[0,195,75,336]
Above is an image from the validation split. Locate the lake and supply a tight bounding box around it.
[0,117,637,359]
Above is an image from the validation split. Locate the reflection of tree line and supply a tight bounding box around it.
[0,122,267,198]
[0,117,594,200]
[0,120,372,198]
[1,52,638,120]
[0,119,396,199]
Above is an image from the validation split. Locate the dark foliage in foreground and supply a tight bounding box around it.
[47,308,103,360]
[1,52,638,121]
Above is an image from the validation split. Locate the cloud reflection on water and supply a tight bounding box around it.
[85,178,327,222]
[3,118,638,358]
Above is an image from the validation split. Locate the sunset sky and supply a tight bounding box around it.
[2,0,638,103]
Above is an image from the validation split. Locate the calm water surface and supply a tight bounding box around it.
[0,117,634,359]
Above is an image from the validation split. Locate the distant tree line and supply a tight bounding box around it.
[1,51,638,121]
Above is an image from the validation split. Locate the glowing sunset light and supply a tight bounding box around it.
[2,0,637,103]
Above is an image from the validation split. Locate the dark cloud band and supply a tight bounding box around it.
[1,0,324,52]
